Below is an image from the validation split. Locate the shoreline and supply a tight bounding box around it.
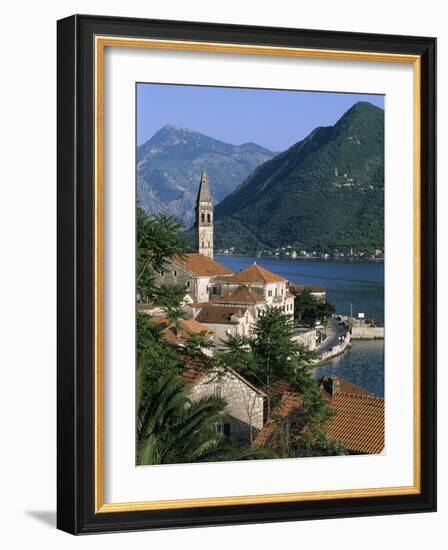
[216,253,384,264]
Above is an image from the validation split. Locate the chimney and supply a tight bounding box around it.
[330,377,340,396]
[321,376,341,396]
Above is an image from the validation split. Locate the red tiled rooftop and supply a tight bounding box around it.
[252,377,384,455]
[173,253,233,277]
[326,393,384,454]
[195,305,249,325]
[151,316,213,344]
[211,285,265,305]
[220,263,286,284]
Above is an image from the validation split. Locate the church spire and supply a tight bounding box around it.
[195,171,214,259]
[196,171,212,205]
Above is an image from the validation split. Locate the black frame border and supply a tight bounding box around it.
[57,14,436,535]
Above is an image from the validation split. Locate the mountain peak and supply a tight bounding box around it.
[161,123,197,133]
[338,101,384,122]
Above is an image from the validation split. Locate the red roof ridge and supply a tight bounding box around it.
[172,253,233,276]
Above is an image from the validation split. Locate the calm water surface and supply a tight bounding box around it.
[216,255,384,396]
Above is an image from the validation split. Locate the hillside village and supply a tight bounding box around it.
[137,173,384,461]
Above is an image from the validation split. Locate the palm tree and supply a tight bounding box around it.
[137,374,229,465]
[137,374,277,464]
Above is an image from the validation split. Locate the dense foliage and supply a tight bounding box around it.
[214,102,384,254]
[136,207,187,302]
[291,288,336,327]
[219,309,346,457]
[137,213,346,463]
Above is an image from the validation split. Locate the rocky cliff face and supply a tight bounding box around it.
[137,124,276,226]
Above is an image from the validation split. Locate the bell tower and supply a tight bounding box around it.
[195,171,214,259]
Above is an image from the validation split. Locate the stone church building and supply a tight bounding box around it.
[156,171,295,328]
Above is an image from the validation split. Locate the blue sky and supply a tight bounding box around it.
[137,83,384,152]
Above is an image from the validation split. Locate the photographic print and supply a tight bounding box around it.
[57,16,436,533]
[136,83,385,465]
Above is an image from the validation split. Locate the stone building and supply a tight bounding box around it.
[151,173,332,353]
[213,263,295,318]
[182,363,266,445]
[195,305,256,351]
[157,252,232,303]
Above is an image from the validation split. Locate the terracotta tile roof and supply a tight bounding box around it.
[220,262,286,284]
[252,392,303,448]
[179,360,208,388]
[269,380,293,397]
[195,305,249,325]
[173,253,233,277]
[151,316,213,344]
[252,377,384,455]
[326,393,384,454]
[180,360,267,397]
[319,376,374,399]
[211,285,265,305]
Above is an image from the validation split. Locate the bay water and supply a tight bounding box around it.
[216,255,384,397]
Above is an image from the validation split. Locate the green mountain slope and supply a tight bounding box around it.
[137,125,276,226]
[214,102,384,254]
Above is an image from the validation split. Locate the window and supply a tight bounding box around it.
[215,423,222,434]
[275,287,278,297]
[186,281,190,288]
[173,270,177,277]
[207,213,211,223]
[214,384,222,398]
[212,286,218,295]
[223,423,231,437]
[160,271,164,277]
[201,241,204,249]
[201,213,205,222]
[268,290,272,297]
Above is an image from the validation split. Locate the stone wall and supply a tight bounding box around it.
[190,371,265,445]
[155,261,211,302]
[316,331,351,363]
[351,326,384,339]
[291,328,317,351]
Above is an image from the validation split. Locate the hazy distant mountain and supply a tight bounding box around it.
[214,102,384,253]
[137,124,276,226]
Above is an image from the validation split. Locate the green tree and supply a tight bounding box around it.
[152,283,188,326]
[136,312,183,399]
[137,374,277,464]
[291,387,347,457]
[137,375,229,465]
[136,207,186,302]
[247,308,315,415]
[291,288,335,327]
[183,331,215,359]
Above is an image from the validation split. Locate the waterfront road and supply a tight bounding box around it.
[317,317,347,354]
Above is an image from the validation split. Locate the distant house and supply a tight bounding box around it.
[252,376,384,455]
[150,316,213,352]
[155,253,233,303]
[213,263,295,318]
[181,362,266,445]
[210,284,265,320]
[195,305,255,351]
[147,174,328,354]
